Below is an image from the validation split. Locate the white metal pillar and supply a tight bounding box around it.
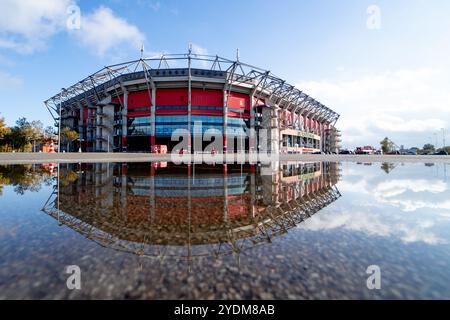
[188,47,192,153]
[121,87,128,151]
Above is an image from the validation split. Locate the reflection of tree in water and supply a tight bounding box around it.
[0,165,53,195]
[59,170,78,187]
[381,162,396,174]
[0,175,8,195]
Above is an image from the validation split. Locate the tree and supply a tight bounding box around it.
[61,127,79,152]
[44,126,56,136]
[10,118,32,152]
[0,116,12,152]
[0,165,52,195]
[29,120,44,152]
[422,143,435,155]
[0,116,11,139]
[0,116,47,152]
[381,162,396,174]
[380,137,394,154]
[42,126,57,144]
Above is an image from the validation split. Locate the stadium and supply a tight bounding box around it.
[44,51,341,154]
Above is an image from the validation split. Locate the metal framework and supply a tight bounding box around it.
[41,180,341,264]
[44,52,339,126]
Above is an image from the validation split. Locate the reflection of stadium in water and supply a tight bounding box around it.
[42,162,340,261]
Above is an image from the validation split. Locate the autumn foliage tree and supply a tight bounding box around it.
[60,127,79,152]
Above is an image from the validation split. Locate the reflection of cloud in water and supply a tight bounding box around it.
[301,210,390,237]
[340,172,449,213]
[373,179,449,212]
[375,179,447,197]
[379,198,450,213]
[0,223,18,238]
[301,209,444,245]
[309,167,450,245]
[337,180,370,194]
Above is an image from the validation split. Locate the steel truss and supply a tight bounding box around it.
[44,52,339,126]
[41,183,341,263]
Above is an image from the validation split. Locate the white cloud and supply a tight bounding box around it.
[373,115,445,133]
[302,209,444,245]
[189,43,210,68]
[337,179,370,194]
[0,54,15,67]
[309,165,450,245]
[149,1,161,12]
[191,43,208,56]
[302,210,391,237]
[71,6,145,57]
[0,71,23,88]
[298,68,450,148]
[137,0,161,12]
[383,199,450,212]
[372,178,450,212]
[0,0,74,53]
[0,1,146,58]
[375,179,447,196]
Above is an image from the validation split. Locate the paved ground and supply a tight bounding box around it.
[0,152,449,164]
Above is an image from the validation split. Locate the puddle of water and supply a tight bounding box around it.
[0,161,449,299]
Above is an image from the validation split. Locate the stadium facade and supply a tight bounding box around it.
[44,52,340,153]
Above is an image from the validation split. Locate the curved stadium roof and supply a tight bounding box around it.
[44,52,339,124]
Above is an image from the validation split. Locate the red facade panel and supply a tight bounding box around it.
[156,88,188,106]
[191,88,223,106]
[128,91,152,109]
[83,107,88,126]
[128,110,150,117]
[228,92,250,110]
[192,109,223,116]
[228,111,250,119]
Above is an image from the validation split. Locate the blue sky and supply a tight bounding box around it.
[0,0,449,148]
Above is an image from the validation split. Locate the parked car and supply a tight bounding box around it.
[339,149,351,154]
[433,150,448,155]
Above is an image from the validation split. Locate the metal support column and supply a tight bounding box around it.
[150,86,156,152]
[223,90,228,154]
[187,47,192,153]
[77,102,84,152]
[121,88,128,151]
[86,98,95,151]
[249,93,255,156]
[223,164,228,222]
[142,62,156,153]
